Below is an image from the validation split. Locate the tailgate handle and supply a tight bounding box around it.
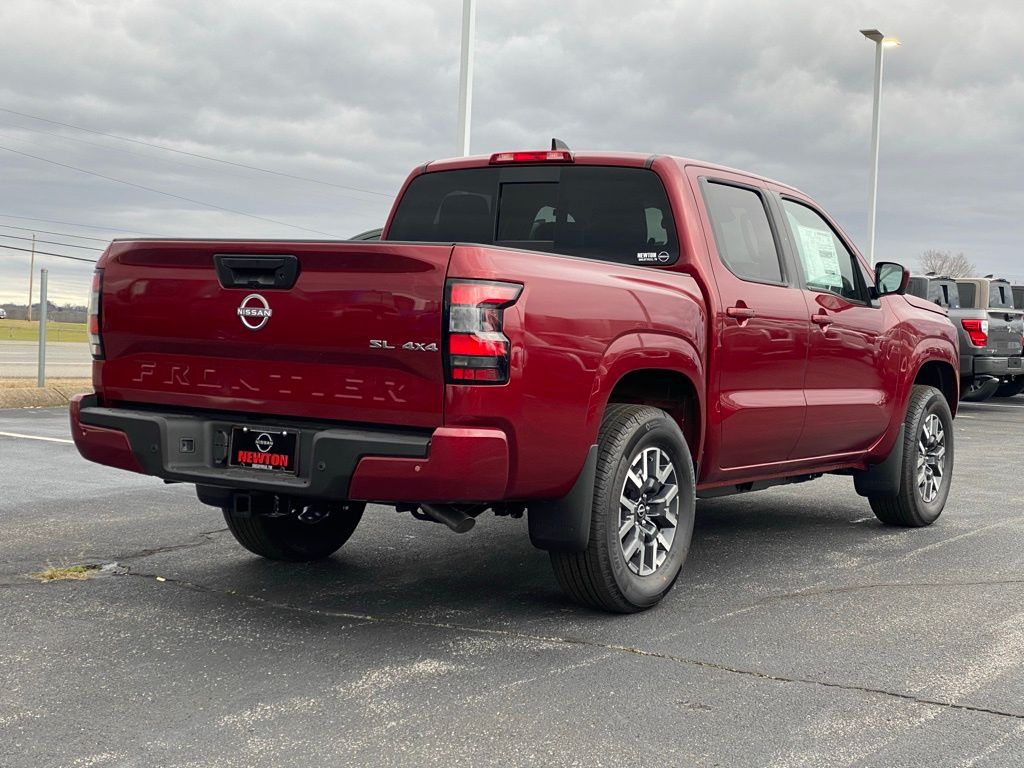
[214,254,299,289]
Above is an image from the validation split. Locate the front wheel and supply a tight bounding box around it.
[223,500,366,561]
[869,385,954,527]
[550,405,696,613]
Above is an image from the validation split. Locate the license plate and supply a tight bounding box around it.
[229,427,298,474]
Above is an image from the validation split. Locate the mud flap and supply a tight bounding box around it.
[527,445,598,552]
[853,425,904,497]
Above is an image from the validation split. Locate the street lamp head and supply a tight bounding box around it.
[861,29,900,47]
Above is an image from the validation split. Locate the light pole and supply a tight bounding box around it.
[456,0,476,156]
[860,29,900,265]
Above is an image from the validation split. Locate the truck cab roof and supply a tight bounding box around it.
[421,151,806,197]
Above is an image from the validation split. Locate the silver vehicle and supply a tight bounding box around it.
[956,277,1024,398]
[0,307,7,319]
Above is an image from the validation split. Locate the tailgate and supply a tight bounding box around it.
[987,310,1024,357]
[96,240,453,428]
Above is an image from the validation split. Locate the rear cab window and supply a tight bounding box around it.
[957,283,977,307]
[387,165,678,266]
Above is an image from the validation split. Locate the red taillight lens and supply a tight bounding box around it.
[489,150,573,164]
[87,269,103,359]
[961,318,988,347]
[445,279,522,385]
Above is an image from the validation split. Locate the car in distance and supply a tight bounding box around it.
[0,307,7,319]
[70,147,959,612]
[349,227,382,241]
[906,274,1001,401]
[955,277,1024,398]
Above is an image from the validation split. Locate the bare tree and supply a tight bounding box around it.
[918,250,976,278]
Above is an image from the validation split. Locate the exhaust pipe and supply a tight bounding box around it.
[418,504,476,533]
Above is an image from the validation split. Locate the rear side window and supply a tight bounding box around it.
[387,166,678,266]
[1014,287,1024,310]
[928,280,960,309]
[701,182,783,284]
[957,282,977,307]
[990,283,1014,309]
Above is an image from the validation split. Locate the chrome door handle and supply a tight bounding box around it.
[726,306,756,320]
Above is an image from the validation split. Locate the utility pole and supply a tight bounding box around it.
[37,268,48,387]
[456,0,476,156]
[27,233,35,321]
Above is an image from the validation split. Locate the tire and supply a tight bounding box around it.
[869,385,954,527]
[995,378,1024,398]
[223,500,366,562]
[550,404,696,613]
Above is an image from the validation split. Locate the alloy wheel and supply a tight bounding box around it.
[618,446,680,576]
[917,413,946,504]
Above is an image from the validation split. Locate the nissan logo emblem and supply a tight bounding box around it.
[254,433,274,453]
[237,294,272,330]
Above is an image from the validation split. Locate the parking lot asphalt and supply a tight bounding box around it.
[1,401,1023,767]
[0,341,91,378]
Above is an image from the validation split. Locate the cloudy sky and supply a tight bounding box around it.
[0,0,1021,305]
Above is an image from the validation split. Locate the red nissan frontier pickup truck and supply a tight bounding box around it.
[71,147,959,612]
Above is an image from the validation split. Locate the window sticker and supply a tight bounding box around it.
[796,225,842,289]
[636,251,670,264]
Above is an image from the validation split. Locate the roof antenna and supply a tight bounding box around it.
[551,137,570,151]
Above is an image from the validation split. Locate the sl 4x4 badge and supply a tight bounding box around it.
[370,339,439,352]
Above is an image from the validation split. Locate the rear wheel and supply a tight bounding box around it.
[869,385,953,527]
[550,405,696,613]
[223,500,366,561]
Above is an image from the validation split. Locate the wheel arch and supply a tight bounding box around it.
[589,333,705,468]
[913,358,959,416]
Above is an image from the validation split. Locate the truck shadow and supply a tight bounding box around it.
[206,487,912,620]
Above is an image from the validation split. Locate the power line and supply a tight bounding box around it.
[0,212,162,236]
[0,243,97,263]
[0,222,111,242]
[0,106,392,198]
[0,232,104,251]
[0,143,340,238]
[0,121,384,208]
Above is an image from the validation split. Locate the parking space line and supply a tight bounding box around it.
[0,431,74,444]
[961,403,1024,409]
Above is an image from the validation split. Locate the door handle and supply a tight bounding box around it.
[726,306,756,320]
[214,254,299,289]
[811,312,834,327]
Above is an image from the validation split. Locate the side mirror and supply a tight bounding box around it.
[875,261,909,297]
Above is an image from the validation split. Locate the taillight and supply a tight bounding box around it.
[489,150,573,164]
[87,269,104,359]
[445,279,522,384]
[961,318,988,347]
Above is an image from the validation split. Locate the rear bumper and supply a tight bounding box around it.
[69,394,509,502]
[970,356,1023,377]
